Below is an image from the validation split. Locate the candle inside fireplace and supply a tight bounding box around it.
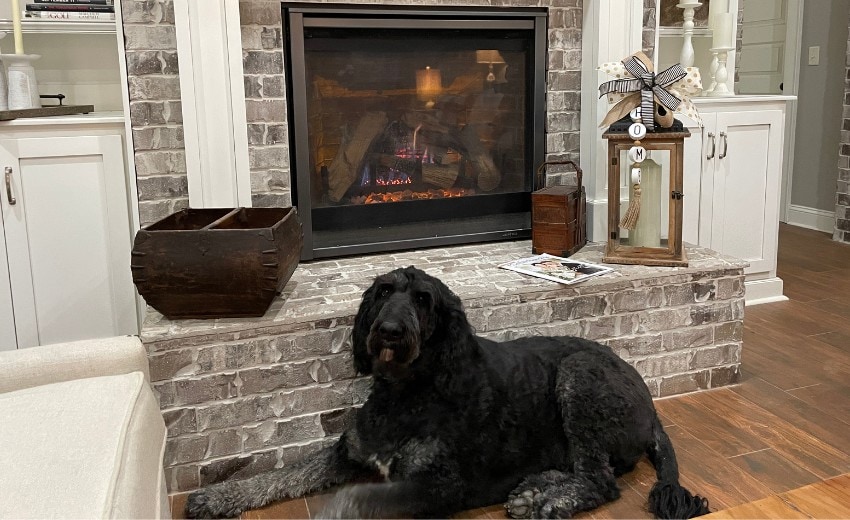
[11,0,24,54]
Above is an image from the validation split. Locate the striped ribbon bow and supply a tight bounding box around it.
[599,56,687,131]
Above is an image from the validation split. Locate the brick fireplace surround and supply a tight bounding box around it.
[123,0,745,495]
[144,243,745,493]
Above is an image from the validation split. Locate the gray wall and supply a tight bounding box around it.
[792,0,849,211]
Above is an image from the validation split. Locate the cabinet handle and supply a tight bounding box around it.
[706,132,716,160]
[4,167,16,205]
[719,131,728,159]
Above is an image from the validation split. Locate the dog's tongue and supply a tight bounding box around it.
[379,348,394,362]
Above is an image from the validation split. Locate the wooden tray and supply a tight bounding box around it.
[0,105,95,121]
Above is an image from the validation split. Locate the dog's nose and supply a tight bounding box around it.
[379,321,403,340]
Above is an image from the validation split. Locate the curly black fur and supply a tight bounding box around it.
[185,266,710,519]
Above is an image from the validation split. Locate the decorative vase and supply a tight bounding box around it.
[0,57,8,111]
[0,54,41,110]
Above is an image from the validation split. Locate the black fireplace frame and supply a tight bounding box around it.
[283,4,548,260]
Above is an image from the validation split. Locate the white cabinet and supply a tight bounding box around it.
[0,209,15,350]
[0,115,138,349]
[682,97,791,304]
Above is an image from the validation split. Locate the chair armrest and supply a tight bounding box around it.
[0,336,150,394]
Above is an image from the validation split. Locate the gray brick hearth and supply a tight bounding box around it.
[141,242,746,493]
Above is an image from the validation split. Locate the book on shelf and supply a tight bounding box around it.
[26,3,114,12]
[24,10,116,20]
[33,0,114,4]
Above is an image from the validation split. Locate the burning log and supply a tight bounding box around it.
[403,112,501,192]
[328,111,388,202]
[422,163,460,189]
[459,124,501,192]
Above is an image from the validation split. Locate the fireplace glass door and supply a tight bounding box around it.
[285,6,546,259]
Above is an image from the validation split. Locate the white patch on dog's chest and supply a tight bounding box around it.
[368,454,394,479]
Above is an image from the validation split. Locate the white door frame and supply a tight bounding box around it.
[174,0,252,208]
[580,0,644,242]
[779,0,803,223]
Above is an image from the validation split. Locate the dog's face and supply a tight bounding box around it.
[352,266,458,381]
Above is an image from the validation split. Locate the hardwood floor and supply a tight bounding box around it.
[171,224,850,519]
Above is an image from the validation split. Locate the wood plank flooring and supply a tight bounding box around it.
[171,224,850,519]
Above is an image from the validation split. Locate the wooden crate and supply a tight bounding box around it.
[531,160,587,257]
[131,207,303,319]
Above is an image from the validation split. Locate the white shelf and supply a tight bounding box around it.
[0,111,125,127]
[0,19,115,35]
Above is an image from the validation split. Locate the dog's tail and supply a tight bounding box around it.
[647,420,710,519]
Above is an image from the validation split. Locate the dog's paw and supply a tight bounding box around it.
[184,486,242,519]
[537,496,577,519]
[505,489,539,519]
[317,486,370,519]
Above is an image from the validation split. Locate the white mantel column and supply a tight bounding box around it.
[580,0,645,242]
[174,0,252,208]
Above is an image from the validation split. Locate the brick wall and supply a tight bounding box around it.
[143,241,746,494]
[120,0,587,225]
[837,7,850,243]
[643,0,656,60]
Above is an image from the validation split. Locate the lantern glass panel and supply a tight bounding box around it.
[616,147,672,249]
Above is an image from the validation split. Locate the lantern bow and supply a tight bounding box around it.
[597,51,703,130]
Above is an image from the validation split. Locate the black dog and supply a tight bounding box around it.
[185,266,709,519]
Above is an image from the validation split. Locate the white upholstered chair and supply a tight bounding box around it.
[0,336,170,519]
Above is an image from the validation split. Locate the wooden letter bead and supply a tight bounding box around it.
[628,122,647,141]
[628,145,646,164]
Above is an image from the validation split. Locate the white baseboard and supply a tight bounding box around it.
[786,205,835,233]
[745,277,788,306]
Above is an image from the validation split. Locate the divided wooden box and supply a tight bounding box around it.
[131,207,303,319]
[531,160,587,257]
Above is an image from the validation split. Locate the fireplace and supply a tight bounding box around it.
[284,5,547,259]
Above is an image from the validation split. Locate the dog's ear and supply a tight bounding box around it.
[351,284,375,375]
[431,278,471,342]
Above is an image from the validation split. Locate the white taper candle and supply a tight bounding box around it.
[708,0,729,28]
[11,0,24,54]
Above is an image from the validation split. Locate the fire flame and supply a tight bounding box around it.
[375,177,413,186]
[350,188,474,205]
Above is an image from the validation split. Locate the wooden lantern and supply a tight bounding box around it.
[602,126,690,267]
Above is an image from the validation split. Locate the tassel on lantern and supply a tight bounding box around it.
[620,183,642,230]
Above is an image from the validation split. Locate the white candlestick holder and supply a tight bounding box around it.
[0,54,42,110]
[704,51,719,94]
[707,46,734,97]
[677,1,702,67]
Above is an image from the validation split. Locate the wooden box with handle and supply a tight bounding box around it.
[531,160,587,257]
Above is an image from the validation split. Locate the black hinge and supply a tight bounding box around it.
[611,231,617,240]
[612,157,618,166]
[671,191,684,200]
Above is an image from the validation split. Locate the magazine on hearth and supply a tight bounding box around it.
[499,253,614,285]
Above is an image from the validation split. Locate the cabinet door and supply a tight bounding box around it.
[0,208,16,350]
[0,135,137,348]
[710,110,783,276]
